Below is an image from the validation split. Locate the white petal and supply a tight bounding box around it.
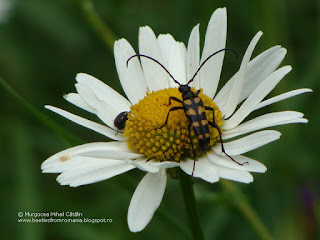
[114,39,148,104]
[158,34,187,86]
[223,65,292,130]
[64,93,96,114]
[187,24,200,89]
[214,130,281,155]
[60,162,135,187]
[75,73,131,128]
[55,158,125,180]
[279,118,308,124]
[217,166,253,183]
[45,106,125,141]
[75,83,118,129]
[200,8,227,98]
[139,26,169,91]
[215,46,287,111]
[223,111,306,139]
[41,141,137,187]
[180,157,219,183]
[207,152,267,173]
[76,73,131,109]
[78,150,143,160]
[254,88,313,111]
[126,159,159,173]
[148,161,180,169]
[42,141,130,171]
[223,32,263,118]
[42,155,121,173]
[128,170,167,232]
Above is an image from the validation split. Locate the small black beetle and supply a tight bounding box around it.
[114,111,128,131]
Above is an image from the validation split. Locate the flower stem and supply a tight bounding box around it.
[0,76,81,146]
[178,168,205,240]
[75,0,117,52]
[221,180,273,240]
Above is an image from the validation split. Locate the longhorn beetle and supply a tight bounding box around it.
[127,49,248,172]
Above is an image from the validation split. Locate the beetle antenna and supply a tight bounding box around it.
[187,48,238,85]
[127,54,180,85]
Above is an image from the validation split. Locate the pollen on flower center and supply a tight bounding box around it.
[123,87,223,162]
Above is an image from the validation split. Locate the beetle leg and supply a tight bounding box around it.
[115,129,124,135]
[157,106,184,129]
[146,157,156,162]
[187,122,197,177]
[205,106,248,166]
[166,96,183,106]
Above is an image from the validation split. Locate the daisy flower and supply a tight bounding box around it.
[42,8,311,232]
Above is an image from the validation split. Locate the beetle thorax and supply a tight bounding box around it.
[179,85,195,99]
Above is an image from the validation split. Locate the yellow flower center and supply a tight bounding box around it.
[123,87,223,162]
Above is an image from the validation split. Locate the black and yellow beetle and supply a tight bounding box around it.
[127,49,247,167]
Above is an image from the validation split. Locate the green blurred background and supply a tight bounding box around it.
[1,0,319,239]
